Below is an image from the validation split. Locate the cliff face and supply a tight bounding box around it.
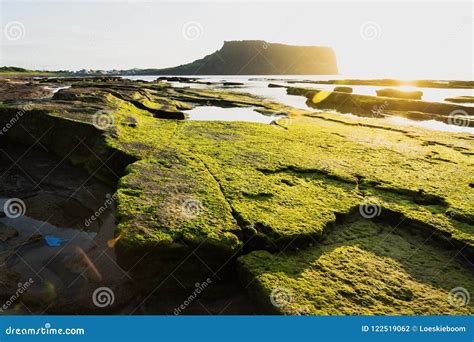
[155,40,338,75]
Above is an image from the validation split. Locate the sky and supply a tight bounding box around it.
[0,0,472,79]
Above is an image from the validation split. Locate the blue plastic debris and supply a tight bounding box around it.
[44,235,66,247]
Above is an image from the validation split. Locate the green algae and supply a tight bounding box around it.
[0,77,472,308]
[238,219,474,315]
[170,115,473,250]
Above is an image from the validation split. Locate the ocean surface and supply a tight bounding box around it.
[122,75,474,133]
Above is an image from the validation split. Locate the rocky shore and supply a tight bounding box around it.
[286,86,474,126]
[0,76,472,315]
[287,79,474,89]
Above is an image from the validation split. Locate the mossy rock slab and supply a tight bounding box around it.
[1,77,473,299]
[238,218,474,315]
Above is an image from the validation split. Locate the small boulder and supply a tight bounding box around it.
[333,86,352,93]
[376,88,423,100]
[268,83,286,88]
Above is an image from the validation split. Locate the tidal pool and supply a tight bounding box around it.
[185,105,285,124]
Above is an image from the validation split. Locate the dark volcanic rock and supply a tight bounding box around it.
[293,79,474,89]
[0,79,53,100]
[268,83,287,88]
[151,40,338,75]
[222,82,244,86]
[444,96,474,104]
[157,76,198,83]
[376,88,423,100]
[333,86,353,93]
[288,86,474,125]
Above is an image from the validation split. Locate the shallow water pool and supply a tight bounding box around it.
[185,105,285,124]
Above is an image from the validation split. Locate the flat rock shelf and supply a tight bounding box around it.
[0,76,472,315]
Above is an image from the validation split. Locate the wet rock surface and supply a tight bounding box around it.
[333,86,352,93]
[287,78,474,89]
[0,76,472,315]
[445,96,474,104]
[286,86,474,126]
[376,88,423,100]
[0,142,254,314]
[0,78,53,101]
[0,142,129,313]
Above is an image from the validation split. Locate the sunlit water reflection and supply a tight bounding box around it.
[185,106,284,124]
[122,76,473,132]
